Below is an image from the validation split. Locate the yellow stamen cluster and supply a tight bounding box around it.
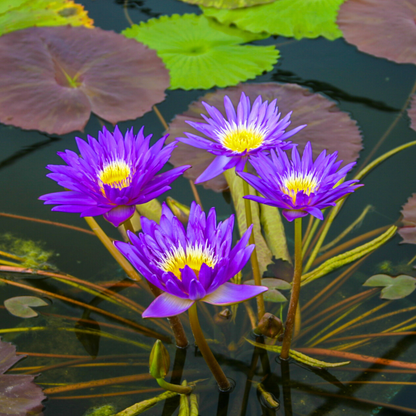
[219,123,266,153]
[98,160,132,190]
[157,243,217,279]
[281,172,319,204]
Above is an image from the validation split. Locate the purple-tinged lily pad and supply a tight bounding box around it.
[0,26,169,135]
[167,83,362,191]
[363,274,416,300]
[4,296,48,318]
[399,193,416,244]
[0,337,45,415]
[407,94,416,132]
[338,0,416,65]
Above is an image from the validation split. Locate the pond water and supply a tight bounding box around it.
[1,0,416,415]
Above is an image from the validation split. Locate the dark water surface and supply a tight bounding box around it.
[1,0,416,415]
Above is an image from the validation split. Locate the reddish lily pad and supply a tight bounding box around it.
[4,296,48,318]
[0,337,45,415]
[167,83,362,191]
[399,193,416,244]
[407,94,416,132]
[0,26,169,135]
[338,0,416,65]
[363,274,416,300]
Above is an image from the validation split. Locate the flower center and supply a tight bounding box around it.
[157,243,217,279]
[219,123,266,153]
[281,172,319,204]
[98,160,132,190]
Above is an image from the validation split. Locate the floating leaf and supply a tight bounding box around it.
[202,0,345,40]
[399,193,416,244]
[179,0,275,9]
[167,83,362,191]
[363,274,416,300]
[338,0,416,65]
[122,14,278,90]
[4,296,48,318]
[246,339,350,367]
[0,0,93,37]
[264,258,294,282]
[224,168,272,274]
[0,337,45,415]
[245,277,291,302]
[0,26,169,134]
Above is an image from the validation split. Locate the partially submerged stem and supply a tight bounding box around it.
[188,303,230,391]
[84,216,142,282]
[281,217,302,359]
[156,378,193,395]
[242,168,265,322]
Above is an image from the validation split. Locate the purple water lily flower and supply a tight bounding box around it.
[39,126,190,227]
[114,202,268,318]
[177,92,306,184]
[238,142,363,222]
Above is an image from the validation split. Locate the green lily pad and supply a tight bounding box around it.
[202,0,345,40]
[363,274,416,300]
[0,0,93,37]
[178,0,275,9]
[4,296,48,318]
[122,14,279,90]
[245,277,291,302]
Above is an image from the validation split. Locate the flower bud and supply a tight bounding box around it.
[149,340,170,379]
[214,308,232,325]
[166,197,190,224]
[255,313,283,338]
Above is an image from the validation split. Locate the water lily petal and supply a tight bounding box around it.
[203,282,267,305]
[142,293,195,318]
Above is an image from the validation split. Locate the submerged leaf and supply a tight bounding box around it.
[0,0,93,36]
[167,83,362,192]
[246,339,350,367]
[0,26,169,134]
[4,296,48,318]
[399,193,416,244]
[179,0,274,8]
[338,0,416,65]
[122,14,279,90]
[202,0,345,40]
[363,274,416,300]
[0,337,45,415]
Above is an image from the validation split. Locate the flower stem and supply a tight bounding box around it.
[242,169,265,322]
[281,217,303,359]
[188,303,231,391]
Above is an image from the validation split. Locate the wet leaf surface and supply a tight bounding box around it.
[0,0,93,36]
[338,0,416,65]
[122,14,278,90]
[0,26,169,134]
[398,193,416,244]
[0,337,45,415]
[178,0,275,8]
[202,0,345,40]
[245,277,291,302]
[4,296,48,318]
[167,83,362,191]
[363,274,416,299]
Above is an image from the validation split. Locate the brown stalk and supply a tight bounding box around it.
[51,387,163,400]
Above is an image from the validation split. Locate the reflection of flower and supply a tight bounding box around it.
[115,202,267,318]
[40,126,190,227]
[239,142,362,222]
[177,92,305,183]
